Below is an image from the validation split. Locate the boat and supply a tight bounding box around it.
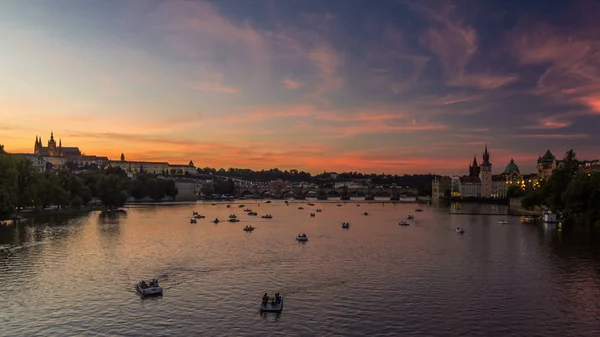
[190,218,197,224]
[498,220,507,224]
[337,204,343,207]
[415,209,424,212]
[137,279,163,296]
[296,234,308,241]
[193,211,198,216]
[229,214,237,218]
[213,218,220,224]
[261,214,273,219]
[285,201,289,204]
[244,208,252,212]
[356,204,360,207]
[211,203,216,206]
[228,218,240,223]
[399,221,409,226]
[265,200,272,204]
[342,222,350,228]
[456,227,465,234]
[523,216,535,223]
[239,205,245,208]
[298,207,304,210]
[310,213,315,217]
[307,203,315,206]
[226,205,231,208]
[243,225,255,231]
[194,214,205,219]
[315,209,322,212]
[260,294,283,313]
[363,212,369,216]
[407,215,415,220]
[248,212,258,216]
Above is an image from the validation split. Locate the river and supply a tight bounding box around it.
[1,200,599,336]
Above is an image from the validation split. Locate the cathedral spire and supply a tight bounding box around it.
[59,138,62,147]
[50,131,54,140]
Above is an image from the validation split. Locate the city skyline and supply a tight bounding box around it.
[1,0,599,174]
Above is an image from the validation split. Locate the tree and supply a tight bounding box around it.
[506,185,525,198]
[0,154,18,217]
[0,144,5,154]
[444,189,451,198]
[97,174,128,209]
[14,157,39,211]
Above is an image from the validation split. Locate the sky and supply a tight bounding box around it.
[1,0,599,175]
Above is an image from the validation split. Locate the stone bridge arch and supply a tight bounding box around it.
[240,190,254,197]
[374,190,391,197]
[326,189,341,197]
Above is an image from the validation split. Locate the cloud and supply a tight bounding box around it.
[283,77,302,89]
[514,133,589,139]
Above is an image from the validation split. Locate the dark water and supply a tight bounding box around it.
[1,200,599,336]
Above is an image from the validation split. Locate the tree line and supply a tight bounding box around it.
[520,150,600,227]
[0,150,178,219]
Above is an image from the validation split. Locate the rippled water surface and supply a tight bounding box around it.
[1,200,600,336]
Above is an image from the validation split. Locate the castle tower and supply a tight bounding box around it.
[479,144,492,197]
[47,131,57,156]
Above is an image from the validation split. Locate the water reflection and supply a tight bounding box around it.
[0,202,599,336]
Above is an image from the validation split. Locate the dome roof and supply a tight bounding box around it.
[505,159,520,173]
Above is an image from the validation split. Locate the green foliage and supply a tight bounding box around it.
[97,174,128,209]
[129,173,179,201]
[520,149,600,227]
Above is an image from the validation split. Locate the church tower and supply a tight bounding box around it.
[479,144,492,197]
[469,155,480,177]
[47,131,57,156]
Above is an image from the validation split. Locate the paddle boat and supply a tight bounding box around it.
[190,218,197,224]
[307,202,315,206]
[498,220,507,225]
[194,214,205,219]
[356,204,360,207]
[342,222,350,229]
[137,279,163,296]
[363,212,369,216]
[261,214,273,219]
[298,206,304,210]
[456,227,465,234]
[228,218,240,223]
[399,221,409,226]
[415,209,424,212]
[296,234,308,241]
[243,225,255,231]
[211,203,217,206]
[229,214,237,219]
[227,205,231,208]
[265,200,272,204]
[193,211,198,216]
[213,218,220,224]
[244,208,252,212]
[523,216,535,223]
[337,204,343,207]
[239,204,245,208]
[310,213,315,217]
[315,209,322,212]
[285,201,289,204]
[407,215,415,220]
[260,293,283,313]
[248,212,258,216]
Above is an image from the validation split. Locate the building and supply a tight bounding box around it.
[431,176,451,199]
[468,156,480,177]
[34,132,81,159]
[504,159,522,186]
[459,176,481,197]
[537,149,557,181]
[11,153,47,172]
[109,153,169,175]
[479,145,493,197]
[580,160,600,173]
[492,175,507,198]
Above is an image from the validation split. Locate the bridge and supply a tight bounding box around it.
[169,176,419,200]
[235,185,418,200]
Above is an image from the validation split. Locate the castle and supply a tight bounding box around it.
[34,132,81,158]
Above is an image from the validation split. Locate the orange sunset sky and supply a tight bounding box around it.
[1,0,599,175]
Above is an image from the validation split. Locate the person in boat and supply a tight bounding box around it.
[140,281,148,289]
[274,293,281,304]
[262,293,269,306]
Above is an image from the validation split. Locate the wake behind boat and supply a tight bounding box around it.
[137,279,163,296]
